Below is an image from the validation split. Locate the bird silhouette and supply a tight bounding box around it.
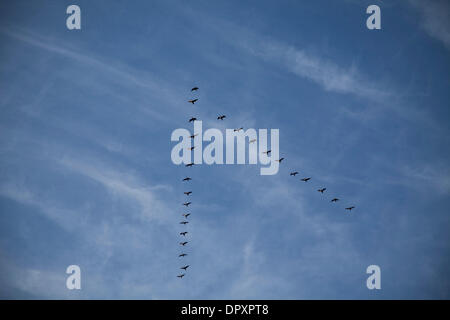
[188,99,198,104]
[191,87,199,92]
[183,202,192,207]
[331,198,339,202]
[345,206,355,211]
[190,134,198,139]
[217,115,226,120]
[180,221,189,225]
[184,191,192,196]
[301,177,311,182]
[188,146,195,151]
[180,265,190,271]
[177,274,185,278]
[179,253,187,257]
[234,127,243,132]
[180,232,188,236]
[182,213,191,218]
[185,163,194,167]
[182,177,192,181]
[189,117,197,122]
[276,158,285,163]
[290,171,299,176]
[180,241,188,246]
[262,150,271,155]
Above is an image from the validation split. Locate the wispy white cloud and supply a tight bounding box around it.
[219,166,363,298]
[1,26,259,134]
[0,157,180,298]
[0,27,187,126]
[409,0,450,50]
[0,28,159,91]
[229,239,292,298]
[0,182,88,233]
[58,156,172,223]
[252,41,387,100]
[398,164,450,195]
[170,5,389,102]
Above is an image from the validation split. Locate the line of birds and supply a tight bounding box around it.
[177,86,356,278]
[288,171,355,211]
[176,86,200,279]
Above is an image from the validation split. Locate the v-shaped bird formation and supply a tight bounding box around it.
[176,86,356,279]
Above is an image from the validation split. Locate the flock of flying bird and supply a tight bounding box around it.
[177,86,355,279]
[176,86,200,279]
[289,171,355,211]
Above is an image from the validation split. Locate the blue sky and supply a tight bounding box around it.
[0,0,449,299]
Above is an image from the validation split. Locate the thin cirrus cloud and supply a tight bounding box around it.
[1,26,262,131]
[160,5,390,103]
[0,27,158,91]
[0,27,186,125]
[203,16,390,102]
[58,156,172,223]
[408,0,450,51]
[243,39,388,101]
